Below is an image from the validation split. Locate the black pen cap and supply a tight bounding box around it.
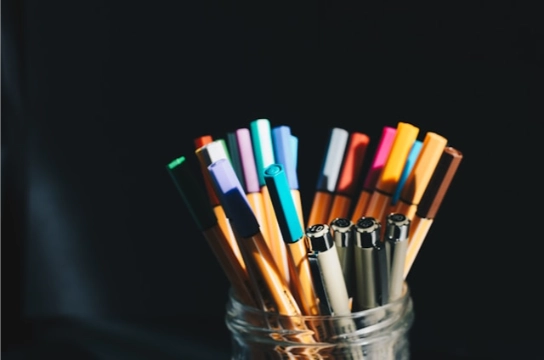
[385,213,410,242]
[354,217,381,248]
[330,218,353,248]
[305,224,335,252]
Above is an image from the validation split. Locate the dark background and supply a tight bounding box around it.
[2,0,542,359]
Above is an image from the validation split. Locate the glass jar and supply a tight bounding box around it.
[225,283,414,360]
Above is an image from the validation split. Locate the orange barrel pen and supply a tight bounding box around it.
[250,119,290,286]
[365,122,419,228]
[271,125,305,231]
[195,140,245,272]
[351,126,397,222]
[307,127,349,227]
[208,158,318,344]
[404,147,463,279]
[328,132,370,223]
[166,156,256,307]
[393,132,448,221]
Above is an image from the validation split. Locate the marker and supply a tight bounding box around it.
[390,140,423,206]
[394,132,448,221]
[264,164,319,316]
[195,141,244,271]
[272,126,305,230]
[306,224,365,358]
[308,128,349,227]
[166,156,255,307]
[351,126,397,222]
[328,132,370,223]
[352,217,389,310]
[404,147,463,279]
[329,218,355,298]
[385,213,410,302]
[194,135,213,150]
[235,128,270,251]
[365,122,419,227]
[250,119,290,286]
[208,158,317,344]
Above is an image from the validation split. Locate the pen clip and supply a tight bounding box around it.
[308,251,333,316]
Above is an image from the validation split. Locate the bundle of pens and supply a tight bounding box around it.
[167,119,463,357]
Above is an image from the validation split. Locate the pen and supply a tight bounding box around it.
[308,128,349,227]
[208,158,317,344]
[394,132,448,221]
[166,156,255,307]
[329,217,355,299]
[352,217,389,310]
[226,131,246,191]
[328,132,370,223]
[390,140,423,206]
[365,122,419,227]
[351,126,397,222]
[194,134,213,150]
[306,224,365,359]
[404,147,463,279]
[195,140,244,272]
[385,213,410,302]
[234,128,271,252]
[272,125,305,230]
[250,119,291,286]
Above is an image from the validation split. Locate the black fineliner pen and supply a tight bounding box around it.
[330,217,354,298]
[353,217,389,311]
[385,213,410,302]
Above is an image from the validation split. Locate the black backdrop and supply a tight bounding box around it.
[2,1,543,359]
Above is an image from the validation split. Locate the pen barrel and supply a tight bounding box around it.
[213,205,245,272]
[404,216,432,279]
[286,240,320,316]
[386,239,409,302]
[246,192,270,250]
[308,192,333,227]
[366,190,392,226]
[354,246,378,310]
[394,200,417,222]
[291,189,305,231]
[351,190,372,222]
[328,194,352,223]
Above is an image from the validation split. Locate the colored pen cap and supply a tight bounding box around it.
[291,135,299,171]
[226,131,246,191]
[391,140,423,205]
[335,132,370,196]
[196,140,230,167]
[166,156,217,231]
[416,147,463,219]
[330,218,353,248]
[250,119,275,186]
[385,213,410,242]
[363,126,397,191]
[272,126,299,190]
[194,135,213,150]
[315,128,350,192]
[235,128,260,194]
[305,224,335,252]
[264,164,303,243]
[400,132,448,206]
[376,122,419,194]
[208,158,260,238]
[353,217,381,248]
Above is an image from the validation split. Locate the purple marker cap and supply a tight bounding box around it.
[208,158,260,238]
[235,128,261,194]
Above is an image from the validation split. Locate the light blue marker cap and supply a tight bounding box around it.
[391,140,423,205]
[250,119,275,187]
[208,158,260,238]
[316,128,349,192]
[291,135,298,171]
[272,126,299,190]
[264,164,304,243]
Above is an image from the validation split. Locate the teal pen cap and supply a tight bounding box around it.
[250,119,275,186]
[264,164,304,243]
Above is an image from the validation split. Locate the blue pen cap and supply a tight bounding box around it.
[208,158,260,238]
[264,164,304,243]
[272,126,299,190]
[391,140,423,205]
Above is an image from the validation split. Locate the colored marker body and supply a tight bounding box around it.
[250,119,290,286]
[365,122,419,227]
[308,128,349,227]
[351,127,397,222]
[328,132,370,223]
[394,132,448,221]
[166,156,255,307]
[404,147,463,279]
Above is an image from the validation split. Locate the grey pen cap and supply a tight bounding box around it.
[330,217,353,248]
[306,224,334,252]
[385,213,410,242]
[354,217,381,248]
